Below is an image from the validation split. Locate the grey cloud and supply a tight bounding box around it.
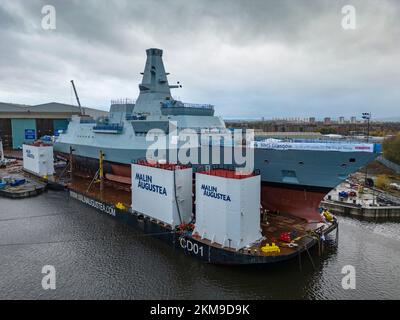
[0,0,399,118]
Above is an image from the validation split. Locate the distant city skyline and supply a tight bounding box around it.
[223,116,400,122]
[0,0,399,119]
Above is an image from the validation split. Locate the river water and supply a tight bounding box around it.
[0,191,399,299]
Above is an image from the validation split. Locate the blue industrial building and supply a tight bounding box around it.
[0,102,108,149]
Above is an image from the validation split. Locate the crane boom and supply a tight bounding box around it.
[70,80,84,115]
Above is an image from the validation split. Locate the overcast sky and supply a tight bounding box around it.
[0,0,399,119]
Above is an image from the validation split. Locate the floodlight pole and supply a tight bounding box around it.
[362,113,371,186]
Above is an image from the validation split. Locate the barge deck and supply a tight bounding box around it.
[65,173,338,265]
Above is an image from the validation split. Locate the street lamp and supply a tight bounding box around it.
[362,112,372,186]
[362,112,371,142]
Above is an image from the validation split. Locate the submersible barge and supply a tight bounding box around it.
[3,151,337,265]
[67,192,337,265]
[63,160,338,265]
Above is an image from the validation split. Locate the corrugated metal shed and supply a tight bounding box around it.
[0,102,31,112]
[0,102,108,119]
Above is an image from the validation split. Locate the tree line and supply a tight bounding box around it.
[383,133,400,165]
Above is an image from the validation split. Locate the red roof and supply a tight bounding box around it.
[135,160,190,171]
[197,169,256,179]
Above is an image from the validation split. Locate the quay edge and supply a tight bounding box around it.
[321,200,400,219]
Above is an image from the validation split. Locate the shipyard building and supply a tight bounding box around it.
[0,102,108,149]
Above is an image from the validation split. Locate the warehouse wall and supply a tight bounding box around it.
[3,118,70,149]
[11,118,36,149]
[36,119,54,138]
[0,118,12,149]
[53,119,69,132]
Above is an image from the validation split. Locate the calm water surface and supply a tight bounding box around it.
[0,191,399,299]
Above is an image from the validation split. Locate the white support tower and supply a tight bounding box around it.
[22,144,55,177]
[194,169,262,250]
[131,162,193,227]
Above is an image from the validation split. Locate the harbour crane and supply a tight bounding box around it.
[70,80,85,115]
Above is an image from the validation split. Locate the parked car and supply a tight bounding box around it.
[348,191,357,197]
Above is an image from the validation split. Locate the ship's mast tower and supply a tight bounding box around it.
[134,48,181,118]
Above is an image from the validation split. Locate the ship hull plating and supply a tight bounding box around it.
[55,142,376,188]
[261,182,330,222]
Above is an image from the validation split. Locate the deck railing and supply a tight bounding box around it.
[111,98,135,105]
[161,101,214,110]
[182,103,214,110]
